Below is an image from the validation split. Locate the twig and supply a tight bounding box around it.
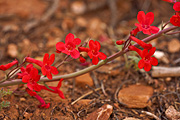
[141,111,160,120]
[24,0,59,32]
[152,66,180,77]
[100,80,108,96]
[71,87,101,105]
[91,71,100,88]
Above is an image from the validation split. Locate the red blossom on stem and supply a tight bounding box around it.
[135,11,159,35]
[40,79,65,99]
[163,0,176,3]
[129,46,158,71]
[0,60,18,71]
[56,33,81,59]
[22,68,41,91]
[41,53,58,80]
[25,53,58,80]
[26,88,50,109]
[79,54,86,63]
[116,40,125,45]
[18,64,33,78]
[79,40,107,65]
[130,27,140,36]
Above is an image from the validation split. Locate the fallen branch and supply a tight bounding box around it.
[152,66,180,77]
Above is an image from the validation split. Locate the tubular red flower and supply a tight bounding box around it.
[40,79,65,99]
[56,33,81,59]
[173,2,180,11]
[22,68,41,91]
[26,88,50,109]
[135,11,159,35]
[41,53,58,80]
[130,36,152,50]
[25,57,43,67]
[129,46,158,71]
[0,59,18,71]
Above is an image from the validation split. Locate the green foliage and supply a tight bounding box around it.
[0,88,12,110]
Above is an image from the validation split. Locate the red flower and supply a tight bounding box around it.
[173,2,180,11]
[56,33,81,59]
[135,11,159,35]
[0,60,18,71]
[41,53,58,80]
[40,79,65,99]
[22,68,41,91]
[79,40,107,65]
[26,88,50,109]
[25,53,58,80]
[130,36,152,50]
[129,46,158,71]
[18,64,33,78]
[170,12,180,26]
[79,54,86,63]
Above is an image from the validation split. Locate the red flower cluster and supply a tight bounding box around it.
[135,11,159,35]
[79,40,107,65]
[56,33,81,59]
[26,53,58,79]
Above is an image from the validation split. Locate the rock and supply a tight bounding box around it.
[76,17,87,28]
[20,97,26,102]
[165,106,180,120]
[168,38,180,53]
[118,84,153,108]
[73,99,92,110]
[154,51,169,64]
[7,43,18,58]
[71,1,86,14]
[123,117,141,120]
[85,104,113,120]
[75,73,94,88]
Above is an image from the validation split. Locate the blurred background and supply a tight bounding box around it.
[0,0,176,64]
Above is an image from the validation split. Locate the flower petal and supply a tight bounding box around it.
[51,66,58,75]
[89,40,96,50]
[145,12,154,25]
[138,59,145,69]
[92,56,99,65]
[49,54,55,65]
[147,47,156,58]
[95,41,101,51]
[98,52,107,60]
[65,33,74,43]
[137,11,146,24]
[149,26,159,34]
[144,62,152,71]
[173,2,180,11]
[22,75,30,83]
[70,49,80,59]
[73,38,81,45]
[43,53,49,65]
[46,71,52,79]
[41,66,47,76]
[150,57,158,66]
[56,42,65,52]
[58,90,65,99]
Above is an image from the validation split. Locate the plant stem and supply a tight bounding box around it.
[0,26,178,87]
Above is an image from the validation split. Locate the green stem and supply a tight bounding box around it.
[0,26,178,87]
